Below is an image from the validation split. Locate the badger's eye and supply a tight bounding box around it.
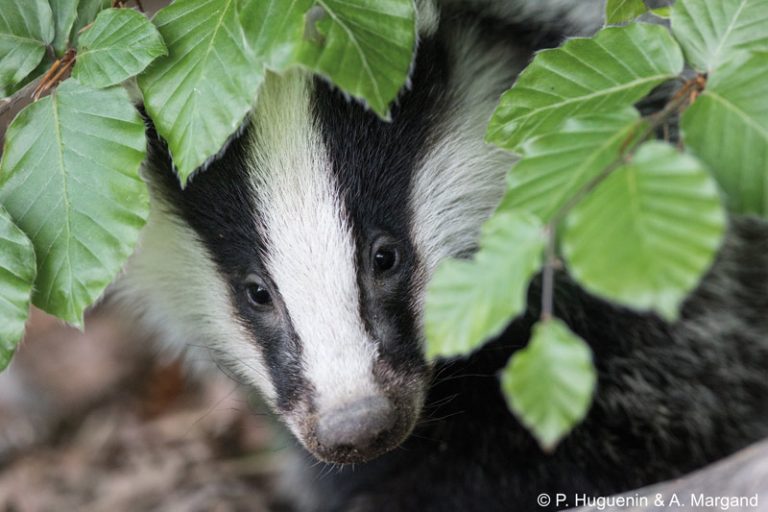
[245,278,273,307]
[374,247,399,273]
[372,236,401,275]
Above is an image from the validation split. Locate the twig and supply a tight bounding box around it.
[0,76,44,118]
[32,49,76,100]
[1,49,81,129]
[541,225,557,321]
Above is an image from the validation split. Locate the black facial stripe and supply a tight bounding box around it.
[311,36,450,371]
[144,118,264,273]
[312,36,450,237]
[142,116,312,412]
[236,302,309,413]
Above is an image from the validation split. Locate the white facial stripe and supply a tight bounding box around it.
[114,200,276,402]
[248,72,379,412]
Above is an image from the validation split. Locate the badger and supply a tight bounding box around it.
[114,0,768,510]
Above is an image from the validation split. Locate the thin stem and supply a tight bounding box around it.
[541,225,557,321]
[32,50,76,100]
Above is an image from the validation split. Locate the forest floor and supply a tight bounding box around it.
[0,308,291,512]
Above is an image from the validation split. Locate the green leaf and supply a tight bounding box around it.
[562,142,726,320]
[682,51,768,215]
[50,0,79,55]
[139,0,305,183]
[499,109,645,222]
[296,0,416,119]
[671,0,768,72]
[486,23,683,152]
[0,206,36,371]
[69,0,111,47]
[605,0,648,24]
[140,0,416,182]
[240,0,313,71]
[0,79,148,326]
[501,319,596,451]
[425,211,545,359]
[0,0,55,97]
[651,6,671,19]
[73,8,166,88]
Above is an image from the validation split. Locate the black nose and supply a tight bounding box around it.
[314,396,398,463]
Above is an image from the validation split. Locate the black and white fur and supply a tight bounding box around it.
[115,1,768,510]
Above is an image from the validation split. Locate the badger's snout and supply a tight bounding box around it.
[312,396,400,463]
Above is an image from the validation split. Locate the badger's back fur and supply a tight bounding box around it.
[115,1,768,510]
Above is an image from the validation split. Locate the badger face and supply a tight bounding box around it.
[122,24,522,464]
[238,72,433,463]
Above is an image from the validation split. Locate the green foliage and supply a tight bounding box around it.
[140,0,415,182]
[670,0,768,215]
[0,0,54,97]
[0,0,766,452]
[74,8,166,88]
[681,52,768,215]
[139,0,279,183]
[501,319,596,451]
[0,206,36,371]
[562,142,726,320]
[295,0,416,120]
[486,23,683,152]
[0,80,148,326]
[70,0,112,47]
[49,0,79,56]
[499,109,645,222]
[0,0,417,359]
[605,0,648,24]
[671,0,768,72]
[425,212,545,359]
[430,3,766,448]
[239,0,312,71]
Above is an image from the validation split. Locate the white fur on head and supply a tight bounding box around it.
[416,0,440,36]
[247,72,380,413]
[408,0,603,290]
[409,22,522,320]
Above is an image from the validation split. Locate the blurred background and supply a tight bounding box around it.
[0,306,291,512]
[0,1,293,511]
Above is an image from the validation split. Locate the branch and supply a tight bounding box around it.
[0,76,43,119]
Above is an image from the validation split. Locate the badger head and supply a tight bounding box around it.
[116,13,528,464]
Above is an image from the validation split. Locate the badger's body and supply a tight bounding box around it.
[115,1,768,510]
